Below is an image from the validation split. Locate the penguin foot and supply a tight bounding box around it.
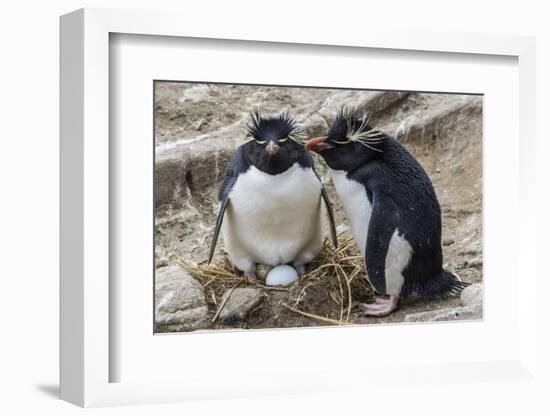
[358,295,399,317]
[245,270,258,284]
[294,265,306,276]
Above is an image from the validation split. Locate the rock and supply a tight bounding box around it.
[320,90,408,119]
[301,113,331,136]
[179,84,214,103]
[460,283,482,307]
[463,239,482,255]
[450,163,465,175]
[443,237,455,246]
[364,91,410,121]
[450,260,468,270]
[154,122,243,206]
[155,265,210,332]
[385,94,482,147]
[155,248,171,268]
[404,283,483,322]
[192,118,206,131]
[404,304,482,322]
[219,287,263,322]
[467,257,483,269]
[304,90,409,134]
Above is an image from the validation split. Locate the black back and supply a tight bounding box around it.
[319,109,445,289]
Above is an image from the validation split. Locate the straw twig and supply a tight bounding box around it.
[211,282,241,323]
[175,232,375,327]
[282,303,350,326]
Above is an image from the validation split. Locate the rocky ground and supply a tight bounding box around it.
[154,82,483,332]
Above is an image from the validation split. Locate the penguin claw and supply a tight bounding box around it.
[245,270,258,284]
[361,302,389,311]
[358,295,398,317]
[295,265,306,276]
[374,296,390,305]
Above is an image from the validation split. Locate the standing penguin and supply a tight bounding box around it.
[209,110,337,280]
[304,108,467,316]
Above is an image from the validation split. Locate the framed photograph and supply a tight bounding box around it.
[60,8,538,408]
[153,81,482,332]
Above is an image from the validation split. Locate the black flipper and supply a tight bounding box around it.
[208,147,249,264]
[309,160,338,249]
[208,196,230,264]
[364,190,400,295]
[320,185,338,248]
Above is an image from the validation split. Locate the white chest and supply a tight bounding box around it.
[330,169,372,256]
[230,163,321,223]
[223,163,322,265]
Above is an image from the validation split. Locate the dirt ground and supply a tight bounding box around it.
[154,82,483,330]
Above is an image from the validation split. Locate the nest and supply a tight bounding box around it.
[175,232,375,326]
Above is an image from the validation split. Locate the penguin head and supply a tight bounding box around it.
[243,110,307,174]
[304,108,385,171]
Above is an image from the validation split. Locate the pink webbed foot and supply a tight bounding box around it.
[245,270,258,284]
[358,295,399,317]
[294,265,306,276]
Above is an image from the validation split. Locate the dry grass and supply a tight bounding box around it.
[175,232,375,326]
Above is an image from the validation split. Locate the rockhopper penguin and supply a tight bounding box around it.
[304,109,468,316]
[209,110,337,280]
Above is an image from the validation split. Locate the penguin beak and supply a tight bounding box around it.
[265,141,280,156]
[304,136,332,153]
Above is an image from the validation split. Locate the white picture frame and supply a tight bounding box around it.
[60,7,538,408]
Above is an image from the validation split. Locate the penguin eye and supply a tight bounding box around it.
[245,135,266,145]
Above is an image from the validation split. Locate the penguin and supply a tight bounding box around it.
[208,110,337,280]
[304,108,468,316]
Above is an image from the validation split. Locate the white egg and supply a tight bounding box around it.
[265,265,299,286]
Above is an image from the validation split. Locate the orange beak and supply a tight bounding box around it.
[265,141,280,156]
[304,136,332,153]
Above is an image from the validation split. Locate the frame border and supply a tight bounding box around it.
[60,7,537,407]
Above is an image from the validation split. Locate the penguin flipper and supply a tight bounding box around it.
[209,147,249,263]
[364,190,400,295]
[208,196,230,264]
[320,185,338,248]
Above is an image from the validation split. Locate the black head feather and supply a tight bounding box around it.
[307,107,385,171]
[327,107,384,150]
[242,109,311,175]
[329,107,373,139]
[246,109,301,142]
